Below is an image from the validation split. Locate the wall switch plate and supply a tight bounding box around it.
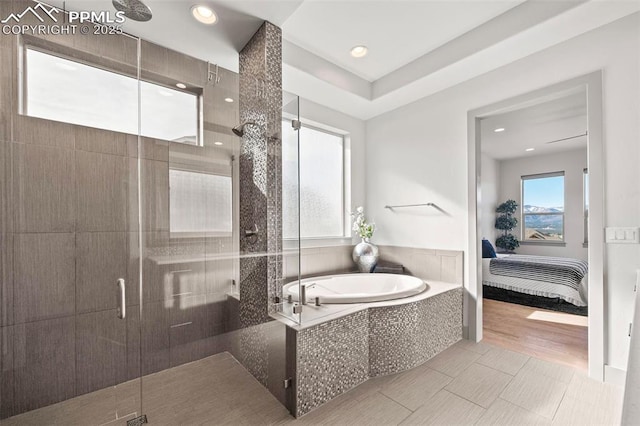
[605,227,640,243]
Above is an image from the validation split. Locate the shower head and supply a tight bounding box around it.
[112,0,153,22]
[232,121,257,137]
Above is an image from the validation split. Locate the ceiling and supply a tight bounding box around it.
[480,89,588,160]
[45,0,303,70]
[43,0,640,120]
[281,1,525,82]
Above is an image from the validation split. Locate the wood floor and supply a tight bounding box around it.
[483,299,589,371]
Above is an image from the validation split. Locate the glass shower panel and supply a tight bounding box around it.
[138,41,245,421]
[279,94,302,323]
[138,38,301,419]
[0,1,143,423]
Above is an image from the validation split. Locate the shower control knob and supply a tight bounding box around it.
[244,224,259,238]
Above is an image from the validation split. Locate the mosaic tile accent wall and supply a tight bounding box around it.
[294,310,370,417]
[238,22,283,328]
[292,288,462,417]
[369,287,463,376]
[238,326,269,386]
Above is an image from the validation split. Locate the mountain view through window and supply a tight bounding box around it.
[522,173,565,241]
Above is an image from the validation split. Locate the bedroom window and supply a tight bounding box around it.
[521,172,565,242]
[282,120,345,239]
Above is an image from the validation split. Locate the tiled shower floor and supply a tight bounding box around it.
[0,342,623,425]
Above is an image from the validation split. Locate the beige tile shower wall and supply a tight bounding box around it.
[0,7,142,415]
[378,246,464,284]
[0,0,241,418]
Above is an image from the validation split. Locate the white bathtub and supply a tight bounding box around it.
[283,273,428,304]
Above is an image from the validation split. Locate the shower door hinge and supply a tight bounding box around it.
[127,414,148,426]
[283,377,293,389]
[291,120,301,131]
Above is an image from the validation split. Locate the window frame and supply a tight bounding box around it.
[282,118,348,241]
[168,165,234,239]
[520,171,566,243]
[20,41,203,146]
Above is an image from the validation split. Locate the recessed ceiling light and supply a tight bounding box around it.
[526,148,535,152]
[176,83,187,89]
[191,5,217,25]
[494,128,505,133]
[224,97,234,103]
[350,45,368,58]
[214,141,223,146]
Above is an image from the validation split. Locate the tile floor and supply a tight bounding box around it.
[0,341,624,425]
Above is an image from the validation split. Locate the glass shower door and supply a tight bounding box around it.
[280,94,302,322]
[0,2,144,423]
[136,41,241,422]
[136,36,301,422]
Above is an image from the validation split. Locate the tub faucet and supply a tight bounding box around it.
[300,284,307,305]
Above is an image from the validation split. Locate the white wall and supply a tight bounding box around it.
[498,148,588,261]
[365,13,640,370]
[480,153,500,243]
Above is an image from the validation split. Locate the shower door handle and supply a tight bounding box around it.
[117,278,126,319]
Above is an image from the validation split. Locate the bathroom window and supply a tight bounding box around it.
[169,169,232,235]
[282,120,345,239]
[521,172,565,242]
[24,48,200,145]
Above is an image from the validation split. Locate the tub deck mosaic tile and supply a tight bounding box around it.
[290,287,463,417]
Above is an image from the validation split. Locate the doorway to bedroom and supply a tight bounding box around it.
[468,73,604,377]
[479,88,589,370]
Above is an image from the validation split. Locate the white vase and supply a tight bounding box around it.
[352,238,379,273]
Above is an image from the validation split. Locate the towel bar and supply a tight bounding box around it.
[384,203,436,209]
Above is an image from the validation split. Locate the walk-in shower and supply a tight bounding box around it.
[0,1,300,423]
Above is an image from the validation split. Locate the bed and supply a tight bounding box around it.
[482,253,588,308]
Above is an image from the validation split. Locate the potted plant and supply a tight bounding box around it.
[495,199,520,252]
